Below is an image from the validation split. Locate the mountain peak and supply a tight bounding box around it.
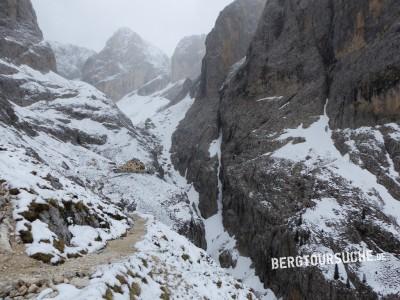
[82,28,169,101]
[106,27,143,48]
[171,34,206,82]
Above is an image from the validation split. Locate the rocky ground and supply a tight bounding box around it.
[0,214,146,299]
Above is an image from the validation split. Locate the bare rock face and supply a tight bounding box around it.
[0,0,56,72]
[171,34,206,82]
[82,28,170,101]
[136,74,170,97]
[216,0,400,298]
[171,0,267,218]
[0,0,42,43]
[49,41,96,80]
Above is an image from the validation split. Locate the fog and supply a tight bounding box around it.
[32,0,234,56]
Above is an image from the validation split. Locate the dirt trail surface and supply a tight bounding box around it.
[0,214,147,296]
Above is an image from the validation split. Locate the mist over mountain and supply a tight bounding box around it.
[81,28,170,101]
[49,41,96,80]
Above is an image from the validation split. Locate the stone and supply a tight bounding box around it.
[27,284,38,294]
[218,250,237,269]
[115,159,146,174]
[53,275,64,285]
[69,277,90,289]
[17,285,28,296]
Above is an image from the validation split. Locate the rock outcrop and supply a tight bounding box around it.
[0,0,56,72]
[171,0,267,218]
[49,41,96,80]
[216,0,400,299]
[171,34,206,82]
[172,0,400,298]
[82,28,170,101]
[115,159,146,174]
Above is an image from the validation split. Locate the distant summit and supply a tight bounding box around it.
[49,41,96,80]
[82,27,170,101]
[171,34,206,82]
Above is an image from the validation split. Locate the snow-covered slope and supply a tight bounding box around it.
[117,85,205,248]
[117,84,277,300]
[0,56,267,299]
[40,215,258,300]
[49,41,96,80]
[0,58,155,264]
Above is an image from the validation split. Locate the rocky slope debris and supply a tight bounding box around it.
[82,27,170,101]
[171,34,206,82]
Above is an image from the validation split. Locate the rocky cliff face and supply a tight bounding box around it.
[171,34,206,82]
[217,0,400,299]
[82,28,170,101]
[0,0,56,72]
[171,0,267,218]
[49,41,96,80]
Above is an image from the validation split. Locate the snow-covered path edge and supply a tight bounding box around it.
[41,213,258,300]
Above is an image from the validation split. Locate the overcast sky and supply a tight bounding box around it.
[32,0,234,56]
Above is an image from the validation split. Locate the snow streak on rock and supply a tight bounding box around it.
[206,134,277,300]
[270,100,400,295]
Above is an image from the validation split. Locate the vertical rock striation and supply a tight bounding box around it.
[171,0,267,218]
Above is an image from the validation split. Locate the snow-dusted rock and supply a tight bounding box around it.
[49,41,95,80]
[0,0,56,72]
[82,28,170,101]
[0,59,155,263]
[49,216,259,300]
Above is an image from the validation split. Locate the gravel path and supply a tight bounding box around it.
[0,214,147,298]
